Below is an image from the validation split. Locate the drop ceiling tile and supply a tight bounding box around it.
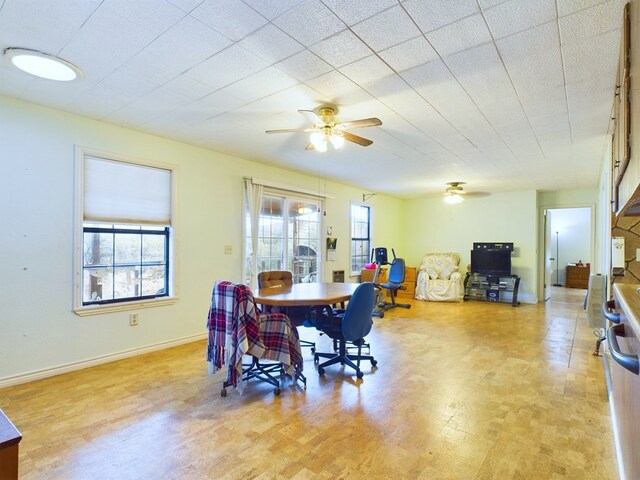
[184,44,270,90]
[102,0,185,36]
[426,13,492,57]
[119,16,231,85]
[241,0,304,20]
[322,0,396,26]
[166,0,203,12]
[164,75,216,100]
[559,0,625,45]
[557,0,608,17]
[273,0,346,46]
[401,60,477,115]
[351,5,421,51]
[304,70,361,98]
[339,55,395,86]
[190,0,268,41]
[401,0,479,33]
[309,29,372,68]
[98,70,158,101]
[479,98,528,128]
[238,24,304,64]
[562,29,619,85]
[484,0,556,39]
[378,36,438,73]
[276,50,333,82]
[497,21,564,97]
[59,7,165,80]
[147,100,218,129]
[478,0,509,8]
[520,85,568,118]
[106,86,192,124]
[201,89,247,111]
[221,67,299,103]
[444,43,517,106]
[68,89,132,119]
[0,0,102,53]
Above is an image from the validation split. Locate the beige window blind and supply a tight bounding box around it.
[84,155,171,225]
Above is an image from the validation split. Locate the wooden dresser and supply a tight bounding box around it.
[565,265,590,289]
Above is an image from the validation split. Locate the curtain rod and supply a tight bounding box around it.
[244,177,335,199]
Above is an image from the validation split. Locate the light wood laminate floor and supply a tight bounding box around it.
[0,287,618,479]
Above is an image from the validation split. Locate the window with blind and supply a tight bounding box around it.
[75,151,175,310]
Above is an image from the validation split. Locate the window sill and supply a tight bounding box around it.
[74,296,178,316]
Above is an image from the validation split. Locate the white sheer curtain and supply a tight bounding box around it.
[244,178,263,288]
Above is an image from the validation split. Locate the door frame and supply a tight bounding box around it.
[537,204,596,302]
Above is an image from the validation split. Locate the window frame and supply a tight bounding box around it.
[73,146,178,316]
[350,203,372,276]
[243,187,324,286]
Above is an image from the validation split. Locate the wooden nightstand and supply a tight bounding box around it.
[565,265,590,289]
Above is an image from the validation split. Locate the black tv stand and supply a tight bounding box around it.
[464,272,520,307]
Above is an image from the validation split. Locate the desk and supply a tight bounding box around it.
[255,282,359,307]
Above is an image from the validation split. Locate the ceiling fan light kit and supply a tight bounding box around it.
[266,106,381,152]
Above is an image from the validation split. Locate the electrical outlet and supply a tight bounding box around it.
[130,314,139,326]
[224,245,232,254]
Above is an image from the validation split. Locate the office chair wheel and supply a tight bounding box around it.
[274,388,281,396]
[221,389,227,397]
[318,366,325,376]
[313,355,319,364]
[311,347,315,353]
[356,370,364,379]
[371,359,378,367]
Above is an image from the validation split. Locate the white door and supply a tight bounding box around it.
[544,209,553,300]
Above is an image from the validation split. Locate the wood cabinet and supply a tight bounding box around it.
[608,284,640,480]
[565,265,590,289]
[360,267,386,283]
[0,409,21,480]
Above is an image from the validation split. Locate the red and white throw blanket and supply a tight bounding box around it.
[207,281,303,391]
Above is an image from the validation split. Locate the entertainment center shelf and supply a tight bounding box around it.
[464,273,520,307]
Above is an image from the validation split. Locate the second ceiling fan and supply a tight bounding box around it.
[265,106,382,152]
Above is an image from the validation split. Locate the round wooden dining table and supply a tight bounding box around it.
[254,282,360,307]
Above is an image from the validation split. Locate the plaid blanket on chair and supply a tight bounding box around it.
[207,281,303,390]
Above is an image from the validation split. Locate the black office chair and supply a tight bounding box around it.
[378,257,411,311]
[313,282,378,379]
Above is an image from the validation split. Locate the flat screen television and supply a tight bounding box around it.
[471,249,511,276]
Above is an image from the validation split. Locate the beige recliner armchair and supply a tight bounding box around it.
[415,252,464,302]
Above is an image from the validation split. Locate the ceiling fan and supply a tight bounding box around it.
[265,106,382,152]
[443,182,489,204]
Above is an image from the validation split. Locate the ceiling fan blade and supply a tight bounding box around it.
[265,128,311,134]
[343,131,373,147]
[298,109,322,124]
[339,117,382,130]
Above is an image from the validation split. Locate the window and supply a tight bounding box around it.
[351,204,371,275]
[75,149,175,313]
[245,192,322,285]
[82,225,169,305]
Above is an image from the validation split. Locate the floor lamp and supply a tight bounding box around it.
[553,230,561,286]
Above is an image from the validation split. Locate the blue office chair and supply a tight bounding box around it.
[378,257,411,311]
[313,282,378,379]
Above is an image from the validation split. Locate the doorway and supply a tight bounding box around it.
[542,207,594,301]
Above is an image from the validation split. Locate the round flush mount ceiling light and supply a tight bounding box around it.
[3,48,83,81]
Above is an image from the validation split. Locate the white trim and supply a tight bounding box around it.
[249,177,335,199]
[74,296,179,316]
[0,333,206,389]
[73,145,179,313]
[350,201,372,276]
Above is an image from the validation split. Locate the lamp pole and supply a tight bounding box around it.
[553,230,561,286]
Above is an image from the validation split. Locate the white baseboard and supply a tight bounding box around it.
[0,333,207,389]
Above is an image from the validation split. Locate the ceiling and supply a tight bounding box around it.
[0,0,626,198]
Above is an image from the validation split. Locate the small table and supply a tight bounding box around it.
[255,282,359,307]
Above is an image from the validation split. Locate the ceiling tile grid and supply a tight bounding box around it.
[0,0,627,197]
